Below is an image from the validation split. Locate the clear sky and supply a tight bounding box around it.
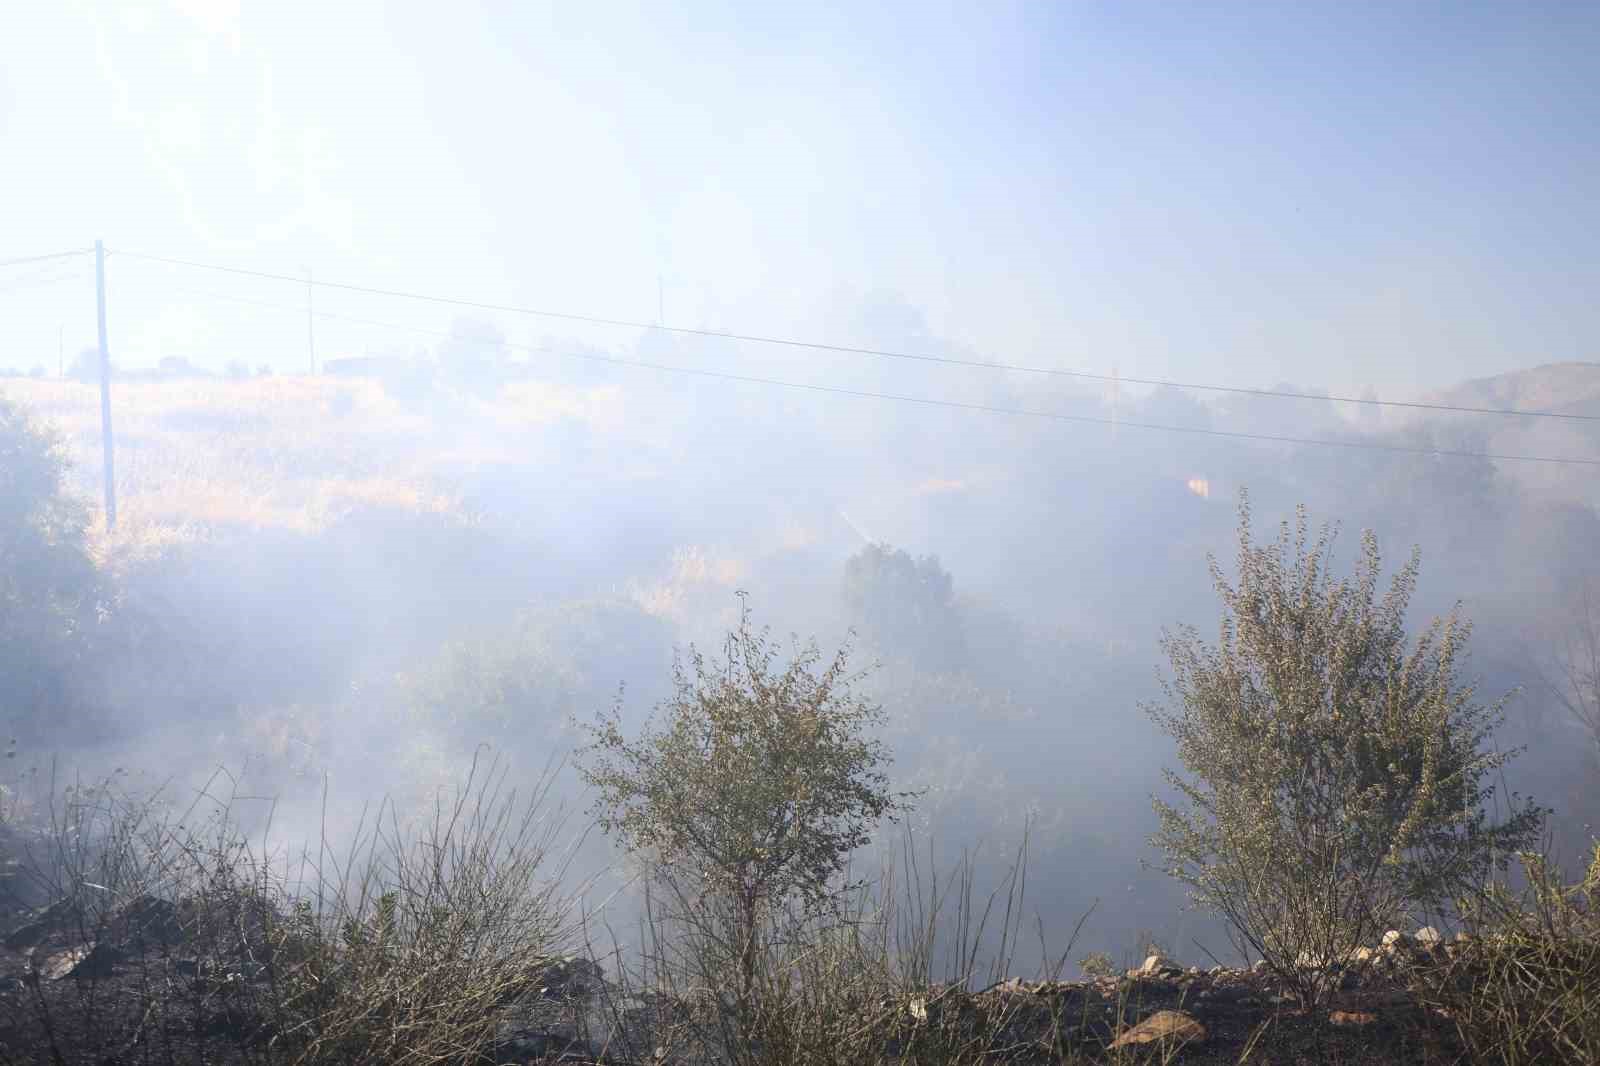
[2,1,1595,398]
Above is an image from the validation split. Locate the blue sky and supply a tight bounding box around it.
[1,0,1595,398]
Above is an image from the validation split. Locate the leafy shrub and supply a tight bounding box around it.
[1077,951,1115,978]
[1147,494,1545,1007]
[577,595,910,1055]
[0,392,104,745]
[401,597,673,750]
[843,543,965,670]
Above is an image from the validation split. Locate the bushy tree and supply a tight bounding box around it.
[576,596,908,1047]
[0,393,101,742]
[1147,493,1545,1006]
[404,598,673,748]
[842,543,963,669]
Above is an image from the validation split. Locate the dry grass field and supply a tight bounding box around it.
[1,375,640,561]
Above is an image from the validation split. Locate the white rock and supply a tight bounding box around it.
[1139,953,1179,975]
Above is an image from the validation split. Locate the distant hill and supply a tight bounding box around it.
[1405,362,1600,506]
[1418,361,1600,420]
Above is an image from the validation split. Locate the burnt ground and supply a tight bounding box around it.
[0,882,622,1066]
[907,964,1468,1066]
[0,867,1499,1066]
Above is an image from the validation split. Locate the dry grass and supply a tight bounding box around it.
[0,752,580,1066]
[1410,840,1600,1065]
[575,829,1137,1066]
[0,377,621,561]
[7,379,430,549]
[9,764,1589,1065]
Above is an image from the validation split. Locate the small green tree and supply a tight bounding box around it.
[1147,494,1545,1007]
[1,393,101,742]
[842,543,963,669]
[576,595,908,1052]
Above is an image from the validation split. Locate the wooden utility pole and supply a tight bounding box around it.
[94,240,117,530]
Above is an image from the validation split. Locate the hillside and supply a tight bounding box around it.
[1418,361,1600,420]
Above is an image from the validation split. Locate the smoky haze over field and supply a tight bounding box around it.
[7,346,1600,974]
[3,1,1600,981]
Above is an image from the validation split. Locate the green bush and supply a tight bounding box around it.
[1077,951,1115,979]
[1147,494,1545,1007]
[843,543,965,670]
[0,391,103,745]
[577,595,911,1058]
[401,597,672,747]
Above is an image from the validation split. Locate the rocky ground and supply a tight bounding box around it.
[0,888,605,1066]
[0,889,1481,1066]
[887,945,1468,1065]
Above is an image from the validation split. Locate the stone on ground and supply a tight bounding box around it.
[1137,953,1181,976]
[1108,1009,1206,1049]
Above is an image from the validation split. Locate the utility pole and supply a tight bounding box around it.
[306,268,316,375]
[94,240,117,530]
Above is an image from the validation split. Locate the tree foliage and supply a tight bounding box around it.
[1147,493,1545,1006]
[576,596,908,1037]
[842,543,963,669]
[403,598,672,747]
[0,392,101,740]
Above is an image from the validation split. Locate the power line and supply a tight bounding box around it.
[159,280,1600,469]
[109,246,1600,424]
[0,268,88,293]
[0,249,91,269]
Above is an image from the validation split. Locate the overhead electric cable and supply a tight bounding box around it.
[0,268,88,293]
[110,246,1600,424]
[0,249,92,269]
[159,281,1600,469]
